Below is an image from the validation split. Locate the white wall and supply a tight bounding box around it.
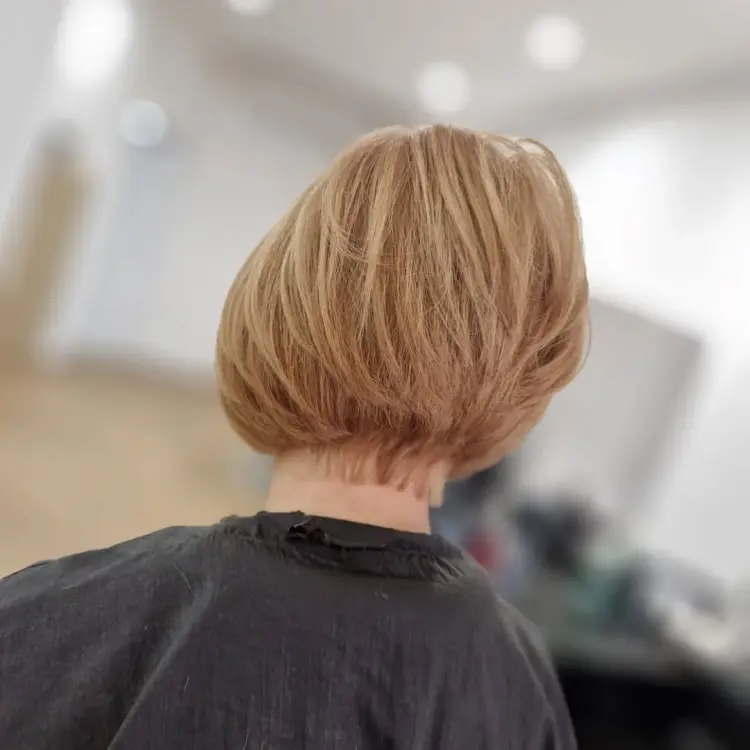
[559,104,750,340]
[43,2,363,373]
[0,1,60,241]
[71,111,359,371]
[48,8,367,371]
[518,299,701,523]
[541,97,750,586]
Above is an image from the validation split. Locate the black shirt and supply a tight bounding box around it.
[0,511,576,749]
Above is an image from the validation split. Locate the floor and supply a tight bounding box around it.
[0,364,265,577]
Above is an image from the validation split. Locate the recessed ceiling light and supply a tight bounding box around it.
[226,0,275,16]
[119,100,169,148]
[416,62,471,117]
[525,14,585,71]
[54,0,133,91]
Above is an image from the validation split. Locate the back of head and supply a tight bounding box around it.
[217,125,588,485]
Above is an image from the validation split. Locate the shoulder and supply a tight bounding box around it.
[0,523,254,746]
[391,559,577,748]
[434,573,575,749]
[480,598,577,749]
[0,524,224,608]
[401,555,554,688]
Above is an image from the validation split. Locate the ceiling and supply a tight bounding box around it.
[153,0,750,128]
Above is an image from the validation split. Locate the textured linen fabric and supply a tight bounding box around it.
[0,511,576,749]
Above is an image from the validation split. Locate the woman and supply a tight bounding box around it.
[0,125,588,749]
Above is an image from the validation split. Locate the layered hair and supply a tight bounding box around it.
[217,125,588,484]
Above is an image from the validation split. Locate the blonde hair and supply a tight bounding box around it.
[217,125,588,484]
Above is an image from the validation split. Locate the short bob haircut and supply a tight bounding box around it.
[217,125,588,485]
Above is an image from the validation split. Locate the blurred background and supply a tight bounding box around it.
[0,1,748,747]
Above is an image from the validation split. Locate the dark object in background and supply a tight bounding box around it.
[570,561,658,636]
[559,661,704,750]
[514,499,599,577]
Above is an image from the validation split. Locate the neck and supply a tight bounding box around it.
[264,451,446,534]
